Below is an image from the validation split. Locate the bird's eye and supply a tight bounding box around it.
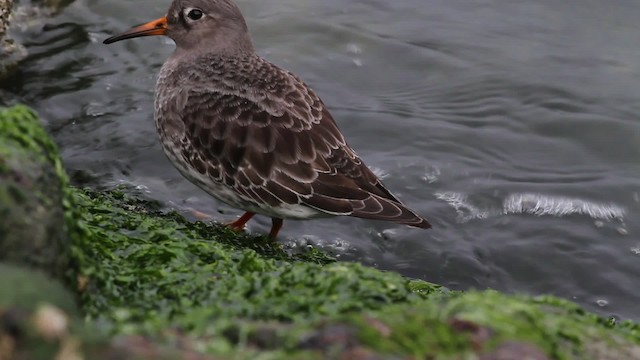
[187,8,203,20]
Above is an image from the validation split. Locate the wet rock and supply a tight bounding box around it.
[448,317,493,350]
[0,263,80,360]
[102,335,219,360]
[0,263,78,316]
[34,0,75,13]
[0,0,12,35]
[298,324,360,352]
[338,347,401,360]
[297,324,403,360]
[0,0,27,77]
[479,342,550,360]
[0,0,75,78]
[0,106,69,278]
[0,264,222,360]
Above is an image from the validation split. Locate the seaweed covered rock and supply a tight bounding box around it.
[1,104,639,359]
[71,188,445,328]
[70,188,640,359]
[225,290,640,359]
[0,264,223,360]
[0,264,81,360]
[317,291,640,359]
[0,106,70,278]
[0,263,78,317]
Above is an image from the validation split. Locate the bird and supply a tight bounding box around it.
[103,0,431,239]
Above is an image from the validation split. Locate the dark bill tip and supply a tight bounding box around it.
[103,16,168,45]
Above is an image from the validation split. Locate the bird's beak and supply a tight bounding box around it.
[103,16,168,44]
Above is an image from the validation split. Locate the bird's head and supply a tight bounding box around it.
[103,0,254,55]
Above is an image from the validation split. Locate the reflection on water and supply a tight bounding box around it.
[2,0,640,320]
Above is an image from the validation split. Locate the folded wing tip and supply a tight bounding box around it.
[404,217,432,229]
[348,194,432,230]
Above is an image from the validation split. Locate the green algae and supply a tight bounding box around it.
[71,187,445,334]
[0,106,70,276]
[0,106,66,181]
[225,290,640,359]
[0,105,103,282]
[2,103,640,358]
[0,264,78,316]
[350,290,640,359]
[0,105,73,235]
[69,187,640,359]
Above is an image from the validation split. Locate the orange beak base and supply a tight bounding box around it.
[103,17,168,44]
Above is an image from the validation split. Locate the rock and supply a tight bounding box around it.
[0,263,78,315]
[0,263,80,360]
[0,105,69,278]
[0,0,74,78]
[34,0,75,13]
[0,0,27,77]
[0,264,221,360]
[0,0,12,34]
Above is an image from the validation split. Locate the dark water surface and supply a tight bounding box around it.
[4,0,640,320]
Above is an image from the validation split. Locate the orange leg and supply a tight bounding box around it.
[226,212,255,231]
[268,218,284,239]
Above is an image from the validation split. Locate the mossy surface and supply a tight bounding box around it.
[0,106,66,180]
[0,264,78,316]
[0,264,219,360]
[2,103,639,359]
[155,291,639,359]
[71,188,446,334]
[69,188,640,359]
[278,291,640,359]
[0,106,69,276]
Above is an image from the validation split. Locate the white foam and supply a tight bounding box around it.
[435,191,626,224]
[434,191,491,222]
[286,235,353,255]
[503,193,625,221]
[421,167,441,184]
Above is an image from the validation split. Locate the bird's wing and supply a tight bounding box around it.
[168,61,430,228]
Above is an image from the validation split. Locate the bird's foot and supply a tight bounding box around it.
[187,208,214,221]
[225,212,255,232]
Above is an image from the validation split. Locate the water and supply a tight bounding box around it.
[3,0,640,320]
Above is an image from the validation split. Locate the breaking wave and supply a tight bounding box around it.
[503,193,625,221]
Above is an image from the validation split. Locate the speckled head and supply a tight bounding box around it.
[103,0,254,55]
